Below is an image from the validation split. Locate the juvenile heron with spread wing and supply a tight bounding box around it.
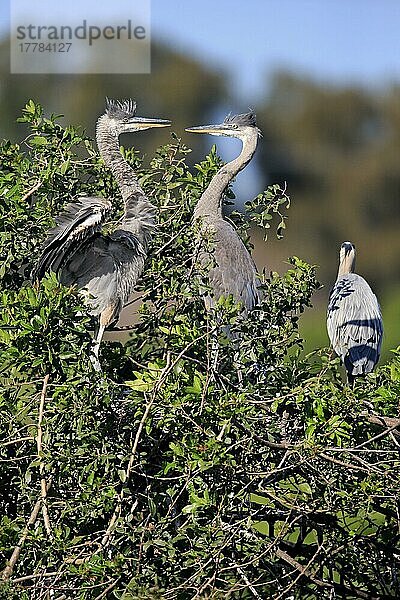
[33,99,171,369]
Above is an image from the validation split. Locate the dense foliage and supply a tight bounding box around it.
[0,103,399,599]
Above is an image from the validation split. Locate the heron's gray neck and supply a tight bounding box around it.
[194,132,258,220]
[96,116,156,247]
[97,116,139,201]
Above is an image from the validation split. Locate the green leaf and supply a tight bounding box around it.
[30,135,48,146]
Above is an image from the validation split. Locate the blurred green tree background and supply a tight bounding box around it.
[0,30,399,362]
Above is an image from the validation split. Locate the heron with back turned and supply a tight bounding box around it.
[33,98,171,369]
[186,112,262,316]
[327,242,383,385]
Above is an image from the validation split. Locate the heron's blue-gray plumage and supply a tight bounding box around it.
[201,219,260,313]
[33,195,147,322]
[327,272,383,379]
[59,229,146,322]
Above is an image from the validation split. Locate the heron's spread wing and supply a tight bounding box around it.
[60,229,146,319]
[327,274,383,376]
[33,197,112,280]
[202,220,260,312]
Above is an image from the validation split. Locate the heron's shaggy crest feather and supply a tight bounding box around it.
[224,112,257,127]
[105,98,137,120]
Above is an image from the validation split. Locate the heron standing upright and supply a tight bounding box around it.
[33,99,171,369]
[327,242,383,385]
[185,112,261,314]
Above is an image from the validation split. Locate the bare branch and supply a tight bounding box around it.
[1,479,52,581]
[236,566,264,600]
[275,547,384,600]
[274,545,324,600]
[20,179,42,203]
[93,576,121,600]
[37,373,52,538]
[1,436,35,447]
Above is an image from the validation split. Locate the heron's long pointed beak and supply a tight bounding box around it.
[185,124,228,135]
[133,117,171,129]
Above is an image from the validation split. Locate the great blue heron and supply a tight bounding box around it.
[327,242,383,385]
[185,112,261,315]
[33,98,171,369]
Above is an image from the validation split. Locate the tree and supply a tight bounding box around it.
[0,38,226,159]
[0,103,399,599]
[256,71,400,291]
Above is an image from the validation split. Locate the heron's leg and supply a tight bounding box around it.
[210,332,220,374]
[231,340,243,385]
[235,360,243,385]
[90,304,118,372]
[211,331,244,384]
[204,315,221,381]
[90,322,106,372]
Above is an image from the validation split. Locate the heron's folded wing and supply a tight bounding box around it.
[342,294,383,372]
[32,197,112,280]
[209,224,260,312]
[327,275,383,370]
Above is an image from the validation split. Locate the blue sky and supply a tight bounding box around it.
[153,0,400,196]
[152,0,400,101]
[2,0,400,101]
